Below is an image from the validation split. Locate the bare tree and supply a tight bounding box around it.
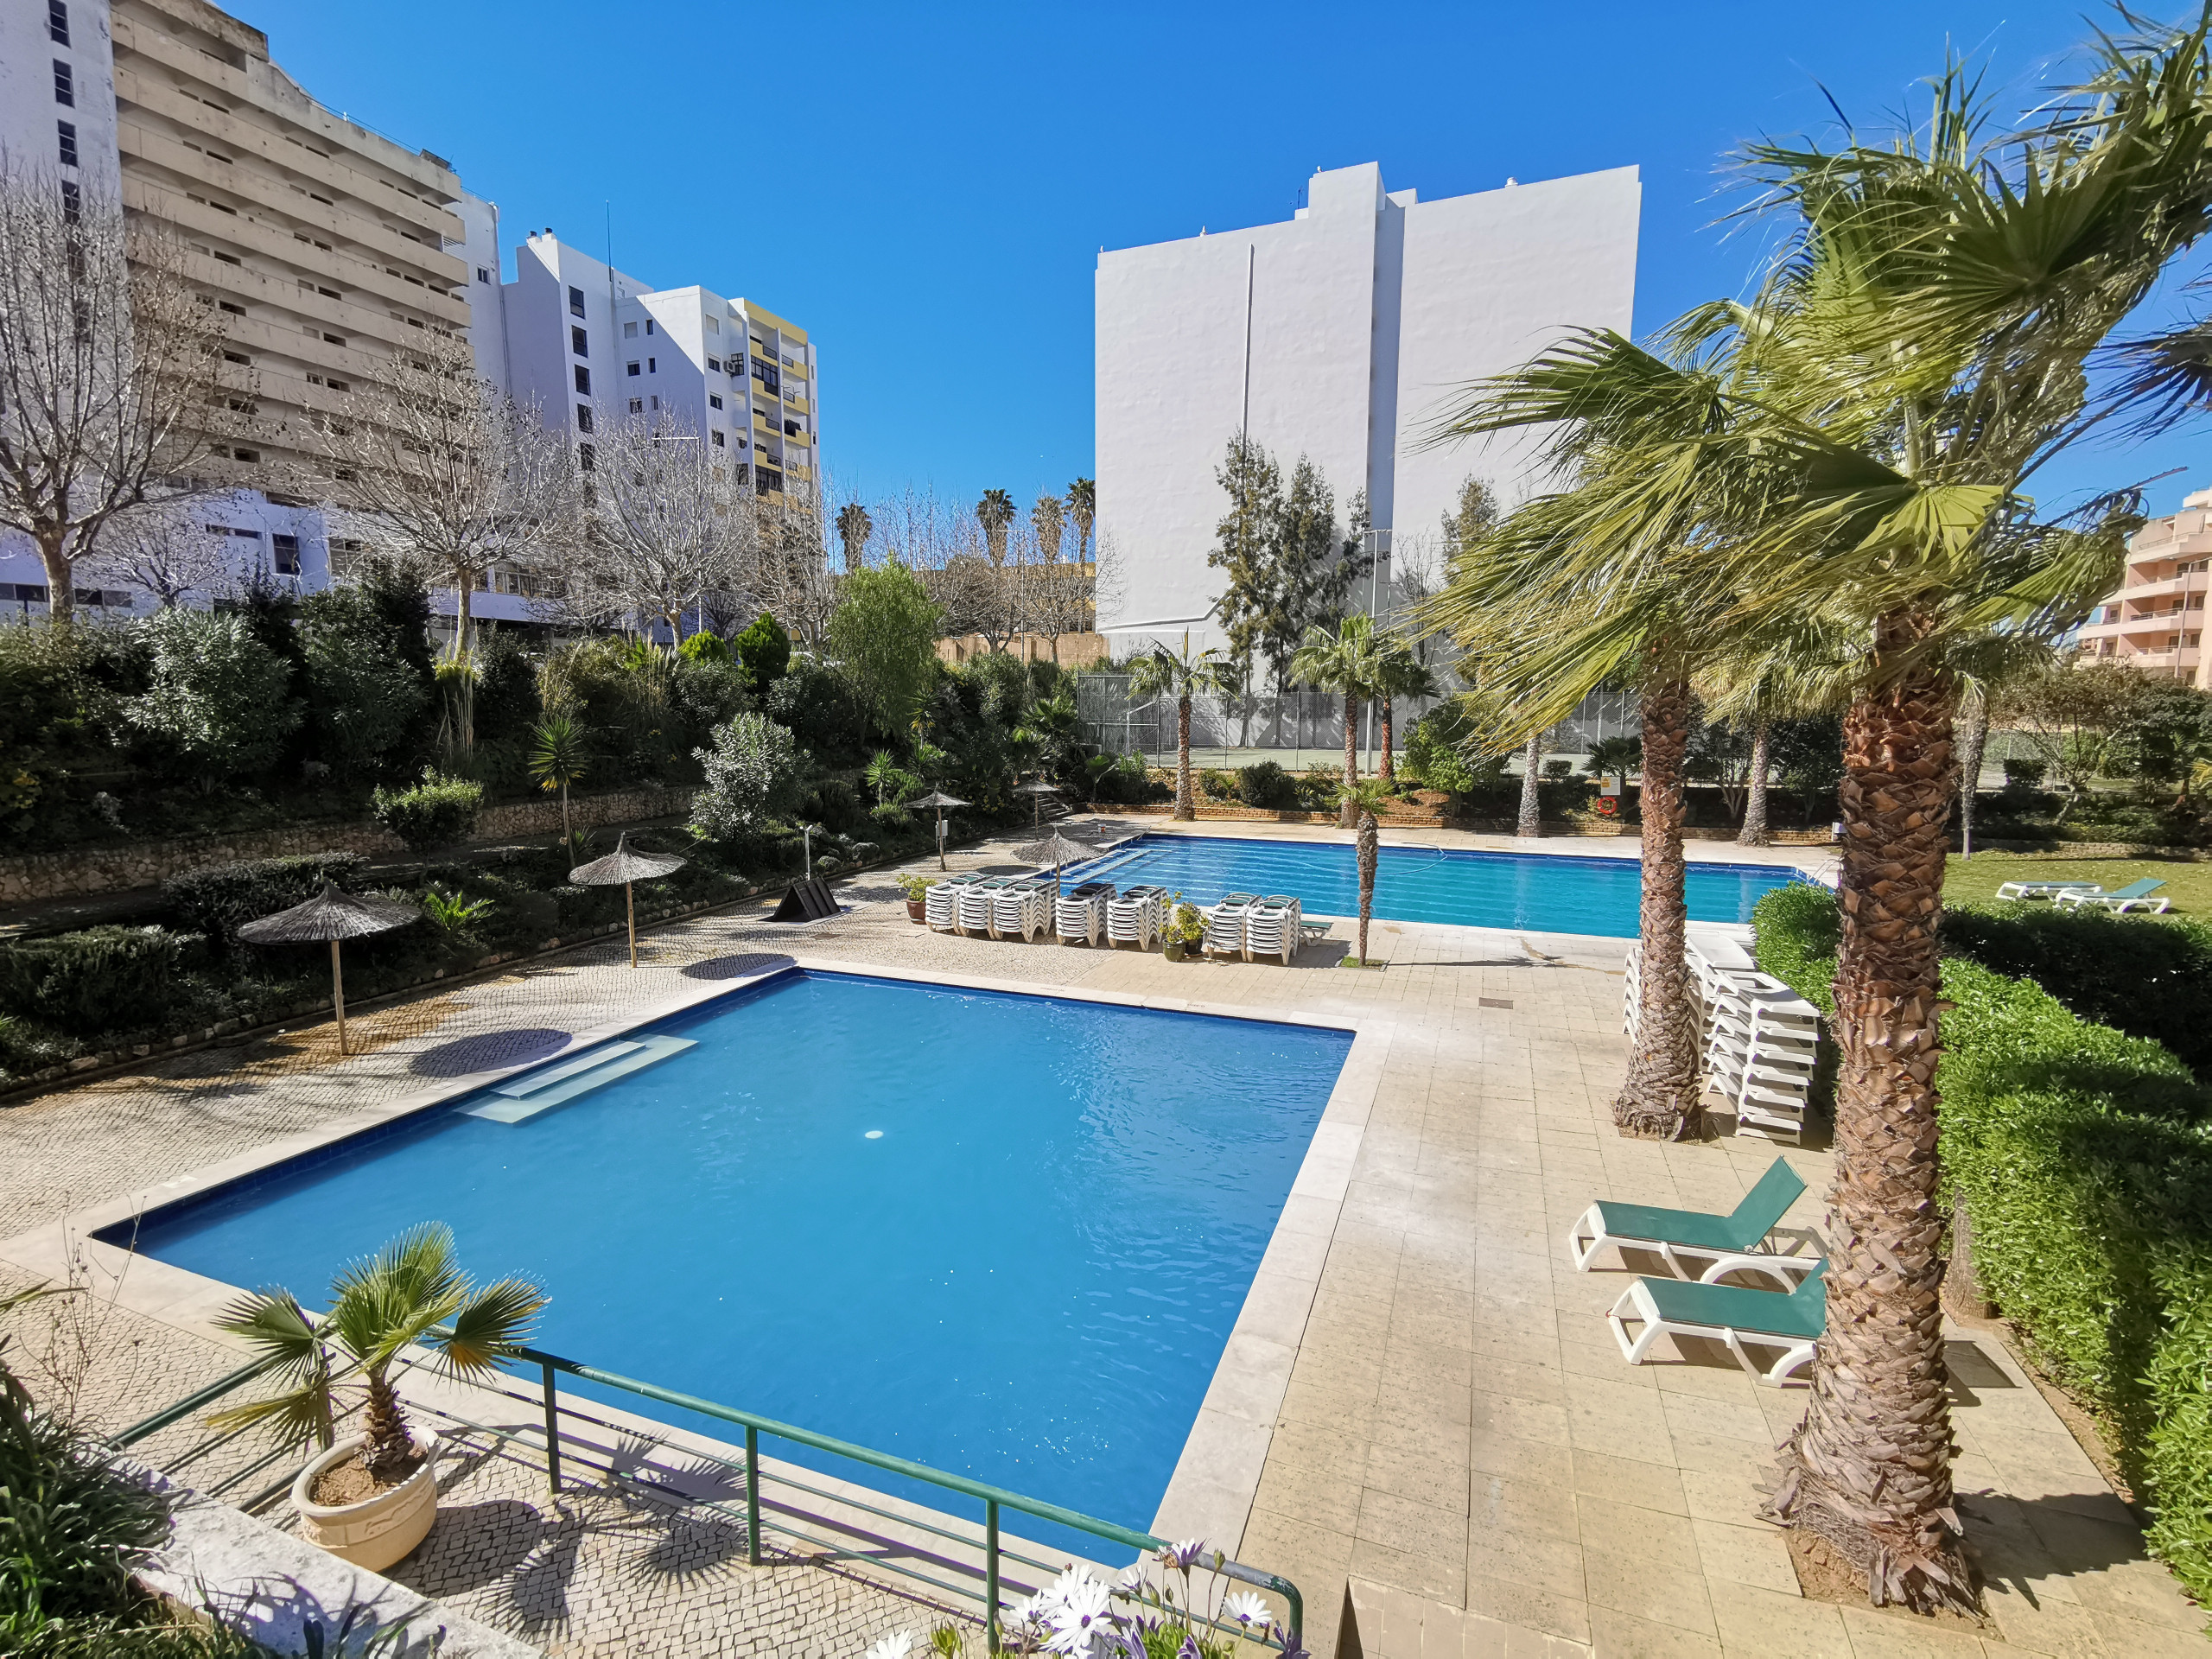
[82,500,232,607]
[568,410,753,639]
[1029,512,1096,666]
[751,486,838,650]
[0,168,230,624]
[321,328,573,654]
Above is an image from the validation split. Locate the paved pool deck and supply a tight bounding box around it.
[2,821,2202,1659]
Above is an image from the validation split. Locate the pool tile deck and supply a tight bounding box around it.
[3,821,2203,1659]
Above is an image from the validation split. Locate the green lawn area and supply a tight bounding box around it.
[1946,851,2212,917]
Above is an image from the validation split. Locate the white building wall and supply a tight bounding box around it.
[0,0,120,198]
[1096,161,1640,649]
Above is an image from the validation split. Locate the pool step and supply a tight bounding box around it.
[463,1035,696,1123]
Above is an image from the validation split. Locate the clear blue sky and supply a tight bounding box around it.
[245,0,2209,523]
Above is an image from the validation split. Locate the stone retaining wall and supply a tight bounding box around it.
[1965,840,2212,860]
[0,786,696,905]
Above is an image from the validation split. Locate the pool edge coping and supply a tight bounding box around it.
[0,947,1381,1574]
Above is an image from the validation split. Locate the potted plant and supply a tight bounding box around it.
[212,1224,545,1572]
[894,872,935,922]
[1162,897,1206,962]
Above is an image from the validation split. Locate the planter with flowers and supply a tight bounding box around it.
[1161,896,1207,963]
[895,873,936,923]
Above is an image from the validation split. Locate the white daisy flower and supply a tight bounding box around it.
[1223,1591,1272,1630]
[864,1631,916,1659]
[1044,1568,1115,1656]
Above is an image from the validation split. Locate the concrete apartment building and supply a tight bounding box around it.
[1094,161,1640,650]
[456,201,821,540]
[2077,486,2212,688]
[0,0,469,613]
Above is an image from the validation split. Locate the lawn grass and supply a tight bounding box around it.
[1946,851,2212,917]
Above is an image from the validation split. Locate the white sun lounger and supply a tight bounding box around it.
[925,872,983,931]
[2052,878,2171,914]
[1055,881,1116,945]
[989,878,1052,942]
[1106,885,1167,949]
[1203,892,1260,960]
[1243,895,1301,964]
[1607,1262,1827,1387]
[955,875,1010,936]
[1994,879,2103,901]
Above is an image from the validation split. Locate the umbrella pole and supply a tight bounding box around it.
[330,938,347,1057]
[626,880,637,968]
[937,807,947,872]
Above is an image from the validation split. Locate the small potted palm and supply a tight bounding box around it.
[1162,894,1206,962]
[895,872,936,923]
[213,1224,545,1571]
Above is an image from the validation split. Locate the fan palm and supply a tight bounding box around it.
[213,1224,544,1480]
[1290,615,1380,825]
[1370,642,1439,785]
[1337,777,1395,965]
[1422,27,2209,1608]
[528,715,589,847]
[1128,635,1236,820]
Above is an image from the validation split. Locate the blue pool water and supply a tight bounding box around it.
[1066,834,1808,937]
[118,970,1351,1543]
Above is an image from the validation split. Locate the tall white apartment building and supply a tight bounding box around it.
[1095,161,1640,648]
[457,200,819,556]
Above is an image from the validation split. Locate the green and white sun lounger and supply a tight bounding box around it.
[1567,1156,1810,1279]
[2053,878,2171,914]
[1608,1261,1827,1386]
[1994,878,2102,901]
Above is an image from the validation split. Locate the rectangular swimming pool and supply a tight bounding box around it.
[1066,833,1809,937]
[113,969,1353,1542]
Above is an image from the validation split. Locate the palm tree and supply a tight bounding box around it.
[529,715,589,847]
[976,488,1016,562]
[1065,478,1096,562]
[213,1224,543,1478]
[1128,635,1235,820]
[1370,642,1439,785]
[1516,731,1543,836]
[1421,30,2210,1605]
[836,501,872,571]
[1290,615,1379,826]
[1338,777,1395,965]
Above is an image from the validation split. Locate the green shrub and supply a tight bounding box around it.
[732,612,791,690]
[371,772,484,851]
[690,712,803,842]
[1294,767,1341,811]
[0,1381,173,1632]
[0,926,194,1031]
[1749,881,1840,1013]
[162,852,368,947]
[1942,905,2212,1075]
[679,630,733,665]
[1403,704,1505,798]
[1237,759,1300,810]
[125,608,302,778]
[1198,766,1237,802]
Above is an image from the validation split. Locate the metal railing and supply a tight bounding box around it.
[116,1339,1305,1655]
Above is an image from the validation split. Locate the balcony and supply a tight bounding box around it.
[2115,647,2201,672]
[2115,569,2210,603]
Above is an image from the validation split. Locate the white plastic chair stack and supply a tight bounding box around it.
[1705,985,1821,1142]
[1106,885,1166,949]
[955,876,1008,937]
[1203,893,1259,960]
[1055,881,1115,946]
[925,873,980,932]
[989,879,1052,943]
[1243,895,1301,965]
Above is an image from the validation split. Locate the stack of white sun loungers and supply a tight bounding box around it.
[1055,880,1116,946]
[1105,885,1168,949]
[1243,894,1303,964]
[925,871,982,931]
[988,877,1052,942]
[1202,892,1260,959]
[1622,928,1823,1144]
[954,875,1011,936]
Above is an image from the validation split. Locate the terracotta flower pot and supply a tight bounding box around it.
[291,1431,441,1572]
[906,899,925,922]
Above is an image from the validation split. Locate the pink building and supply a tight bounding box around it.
[2077,486,2212,687]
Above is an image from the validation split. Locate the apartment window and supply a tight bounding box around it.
[223,350,250,365]
[477,266,491,283]
[570,326,588,357]
[649,395,659,410]
[60,180,79,220]
[647,356,656,373]
[626,360,640,377]
[575,404,593,432]
[218,300,244,315]
[578,442,595,471]
[48,1,67,45]
[56,120,76,168]
[233,448,261,463]
[711,429,726,448]
[706,357,721,372]
[323,333,346,346]
[752,359,779,395]
[317,285,340,299]
[626,397,642,414]
[645,320,656,335]
[785,417,802,435]
[757,468,784,497]
[53,60,73,105]
[624,321,638,338]
[705,316,719,334]
[573,365,591,394]
[271,533,301,575]
[569,285,586,318]
[709,394,723,410]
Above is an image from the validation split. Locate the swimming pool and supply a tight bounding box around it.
[1065,833,1808,937]
[115,969,1352,1542]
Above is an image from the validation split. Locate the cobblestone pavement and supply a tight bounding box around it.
[8,823,2192,1659]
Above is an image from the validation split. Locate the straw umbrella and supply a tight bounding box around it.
[1014,825,1104,902]
[1013,777,1060,828]
[237,881,419,1058]
[906,789,969,871]
[570,831,688,968]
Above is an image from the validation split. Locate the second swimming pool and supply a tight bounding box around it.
[1064,833,1810,936]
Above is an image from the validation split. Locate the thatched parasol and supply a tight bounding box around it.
[1014,825,1105,899]
[570,832,688,968]
[1013,777,1061,827]
[906,789,969,871]
[237,881,419,1057]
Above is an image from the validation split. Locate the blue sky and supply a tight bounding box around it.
[246,0,2209,523]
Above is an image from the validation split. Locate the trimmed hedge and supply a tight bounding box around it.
[371,772,484,851]
[162,852,368,949]
[1751,886,2212,1608]
[0,925,195,1031]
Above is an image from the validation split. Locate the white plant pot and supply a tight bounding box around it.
[290,1430,440,1572]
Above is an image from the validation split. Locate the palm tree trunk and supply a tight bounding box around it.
[1516,732,1542,837]
[1767,620,1970,1613]
[1174,691,1194,821]
[1613,675,1701,1140]
[1380,698,1396,785]
[1357,810,1377,963]
[360,1367,417,1479]
[1341,691,1358,827]
[1955,694,1987,859]
[1738,720,1772,847]
[559,781,573,849]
